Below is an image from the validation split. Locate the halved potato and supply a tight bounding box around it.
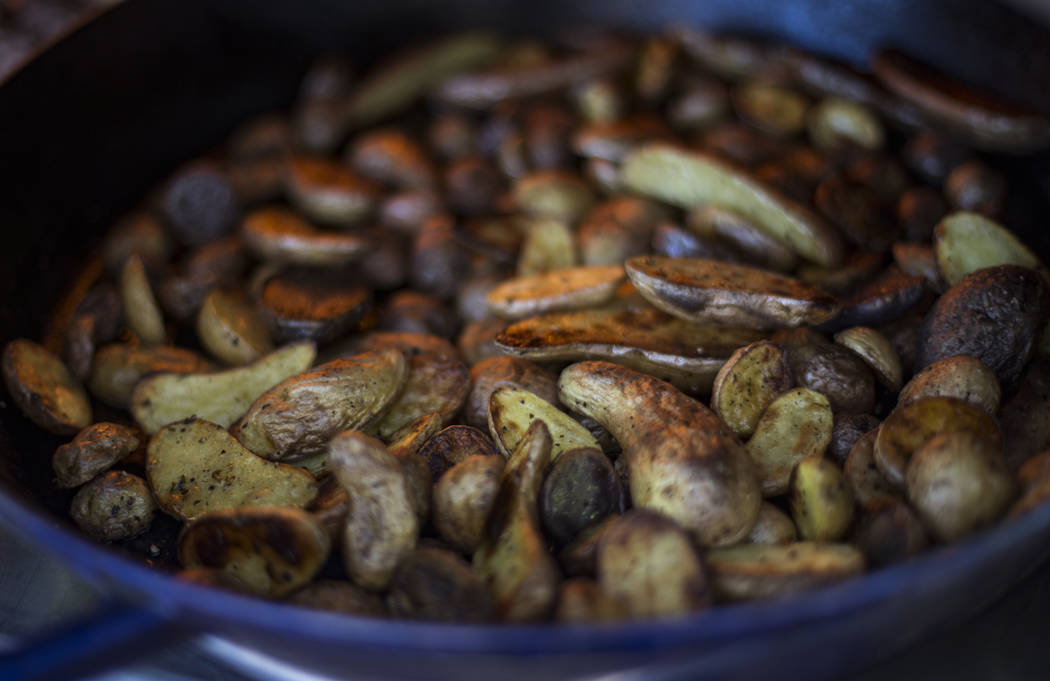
[711,340,791,439]
[833,326,902,391]
[516,218,576,276]
[418,424,499,481]
[485,265,625,320]
[371,351,469,440]
[465,357,559,431]
[255,266,371,345]
[686,205,798,273]
[514,171,595,225]
[789,456,853,541]
[88,343,215,409]
[53,422,141,489]
[808,97,885,152]
[197,288,274,366]
[897,355,1000,414]
[233,349,407,460]
[487,386,599,461]
[705,542,864,602]
[934,212,1045,287]
[147,417,317,521]
[70,470,156,541]
[241,206,368,267]
[179,506,329,597]
[620,144,843,266]
[120,255,166,346]
[626,256,840,328]
[540,446,623,546]
[388,547,495,622]
[746,388,833,496]
[843,429,897,507]
[433,453,505,554]
[285,156,380,226]
[130,342,316,433]
[747,502,797,545]
[3,339,92,436]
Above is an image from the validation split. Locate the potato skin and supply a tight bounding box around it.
[897,354,1000,414]
[70,471,157,541]
[784,339,876,414]
[4,339,92,436]
[387,547,495,622]
[465,356,559,430]
[917,265,1050,392]
[999,356,1050,470]
[540,447,624,546]
[828,413,880,465]
[53,422,141,489]
[433,454,505,554]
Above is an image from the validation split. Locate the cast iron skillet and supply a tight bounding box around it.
[2,1,1050,680]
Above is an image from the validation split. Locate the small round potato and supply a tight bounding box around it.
[784,339,876,415]
[70,471,157,542]
[540,447,624,546]
[417,425,499,482]
[906,431,1015,542]
[897,355,1001,414]
[828,413,880,465]
[746,502,797,545]
[432,453,505,554]
[3,339,92,436]
[843,429,897,508]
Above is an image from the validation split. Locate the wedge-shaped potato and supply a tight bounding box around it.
[371,352,469,440]
[382,412,441,524]
[597,510,710,618]
[485,265,625,320]
[746,388,833,496]
[329,430,419,591]
[843,429,897,507]
[147,417,317,521]
[559,361,761,547]
[120,255,166,346]
[620,144,843,266]
[71,470,156,541]
[874,397,1001,488]
[833,326,902,391]
[516,217,576,276]
[179,506,329,598]
[497,307,765,395]
[540,447,624,546]
[234,349,407,461]
[897,355,1000,414]
[197,288,274,366]
[488,387,599,461]
[387,411,443,459]
[789,457,853,541]
[53,422,141,489]
[626,256,839,328]
[705,542,864,602]
[3,339,92,436]
[747,502,797,545]
[131,342,316,434]
[242,206,368,267]
[89,343,215,409]
[474,420,561,622]
[388,547,495,623]
[285,156,380,227]
[934,212,1046,287]
[711,341,791,439]
[465,357,558,431]
[434,453,505,554]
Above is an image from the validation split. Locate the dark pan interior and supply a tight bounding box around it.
[2,1,1050,677]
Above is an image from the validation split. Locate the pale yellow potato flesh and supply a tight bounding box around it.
[934,212,1045,287]
[120,255,166,346]
[897,355,1001,414]
[516,218,577,276]
[197,288,274,366]
[833,326,903,391]
[789,456,854,541]
[146,417,317,522]
[711,340,791,439]
[746,388,833,496]
[621,144,844,266]
[487,386,599,461]
[485,265,626,320]
[130,342,316,433]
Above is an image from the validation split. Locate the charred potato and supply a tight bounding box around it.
[53,422,141,489]
[4,339,92,436]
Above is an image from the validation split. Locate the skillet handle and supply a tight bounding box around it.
[0,600,185,681]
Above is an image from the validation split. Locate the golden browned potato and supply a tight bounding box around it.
[626,256,840,328]
[387,547,495,622]
[485,265,625,320]
[3,339,92,436]
[906,431,1015,542]
[464,357,559,431]
[705,542,865,602]
[789,456,854,541]
[130,342,316,433]
[255,266,372,345]
[179,506,330,597]
[473,420,561,622]
[597,510,710,618]
[433,453,505,554]
[88,343,215,409]
[53,422,141,489]
[285,156,380,226]
[329,430,419,591]
[488,387,600,461]
[233,349,407,460]
[746,388,833,496]
[347,128,437,189]
[558,361,761,546]
[418,425,499,482]
[746,502,797,545]
[621,144,843,266]
[120,254,166,347]
[196,288,274,366]
[875,396,1001,488]
[897,355,1000,414]
[70,471,156,541]
[147,417,317,521]
[287,580,388,616]
[711,340,791,439]
[540,447,624,546]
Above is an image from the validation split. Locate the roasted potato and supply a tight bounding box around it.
[418,425,499,482]
[70,471,157,541]
[4,339,92,436]
[705,542,865,602]
[747,502,797,545]
[53,422,141,489]
[433,453,505,554]
[711,340,791,440]
[789,456,854,541]
[746,388,833,496]
[540,447,624,546]
[488,386,599,461]
[897,354,1000,414]
[387,547,495,622]
[287,580,388,616]
[88,343,214,409]
[196,288,274,365]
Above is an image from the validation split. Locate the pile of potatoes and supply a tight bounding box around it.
[6,25,1050,623]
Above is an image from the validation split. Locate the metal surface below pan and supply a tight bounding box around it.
[2,1,1050,680]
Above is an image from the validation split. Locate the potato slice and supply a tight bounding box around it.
[419,425,500,482]
[559,361,761,547]
[516,218,576,276]
[285,156,380,226]
[746,388,833,496]
[485,265,625,320]
[488,386,599,461]
[120,254,166,347]
[843,429,897,508]
[70,470,156,541]
[934,212,1046,287]
[474,420,561,622]
[329,431,419,590]
[497,307,765,395]
[711,341,791,440]
[372,352,469,440]
[234,349,408,460]
[897,355,1000,414]
[388,547,495,622]
[147,417,317,521]
[347,128,437,190]
[597,510,710,618]
[833,326,902,391]
[130,342,316,433]
[620,144,843,266]
[255,266,371,345]
[3,339,92,436]
[686,205,798,273]
[179,506,329,598]
[705,542,864,602]
[747,502,797,545]
[626,256,839,329]
[874,397,1002,488]
[197,288,274,366]
[465,357,559,431]
[53,422,141,489]
[540,447,624,546]
[433,453,505,554]
[907,431,1015,542]
[241,206,368,266]
[789,457,853,541]
[808,97,885,152]
[88,343,214,409]
[513,171,595,225]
